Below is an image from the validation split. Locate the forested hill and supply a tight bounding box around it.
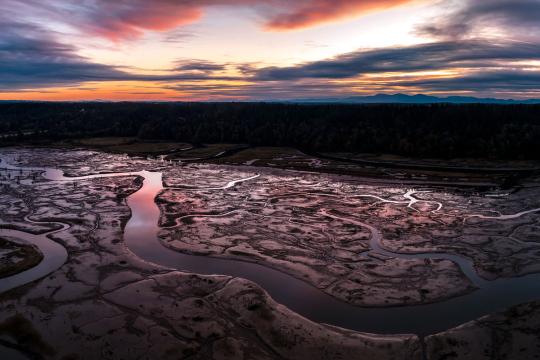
[1,102,539,159]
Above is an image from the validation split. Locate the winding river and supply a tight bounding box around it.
[1,155,540,337]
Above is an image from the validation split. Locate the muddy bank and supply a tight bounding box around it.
[0,237,43,279]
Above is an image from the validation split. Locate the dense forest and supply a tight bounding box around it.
[1,102,539,159]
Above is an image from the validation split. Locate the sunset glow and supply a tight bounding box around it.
[2,0,540,100]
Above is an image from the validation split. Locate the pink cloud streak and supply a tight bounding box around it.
[39,0,414,41]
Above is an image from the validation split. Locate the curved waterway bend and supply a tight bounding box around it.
[0,157,141,293]
[2,158,540,336]
[123,173,540,336]
[0,225,68,293]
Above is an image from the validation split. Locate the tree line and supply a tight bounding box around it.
[1,102,539,159]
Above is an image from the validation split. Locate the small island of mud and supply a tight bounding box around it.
[0,237,43,278]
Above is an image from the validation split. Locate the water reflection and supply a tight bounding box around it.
[123,168,540,336]
[2,155,540,336]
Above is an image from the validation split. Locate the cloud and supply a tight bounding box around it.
[254,40,540,80]
[173,60,227,73]
[417,0,540,40]
[240,29,540,98]
[389,71,540,92]
[263,0,411,31]
[1,0,413,41]
[2,0,206,42]
[0,21,128,89]
[161,29,196,44]
[165,79,352,100]
[0,20,237,90]
[3,0,540,99]
[76,1,204,42]
[3,19,540,98]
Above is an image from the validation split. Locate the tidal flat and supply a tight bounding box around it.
[1,147,540,359]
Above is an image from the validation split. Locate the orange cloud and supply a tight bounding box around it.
[264,0,413,31]
[80,2,204,42]
[33,0,415,41]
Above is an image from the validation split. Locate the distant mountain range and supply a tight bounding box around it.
[289,93,540,104]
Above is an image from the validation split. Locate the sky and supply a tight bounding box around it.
[1,0,540,101]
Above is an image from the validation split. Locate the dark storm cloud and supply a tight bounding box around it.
[254,40,540,80]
